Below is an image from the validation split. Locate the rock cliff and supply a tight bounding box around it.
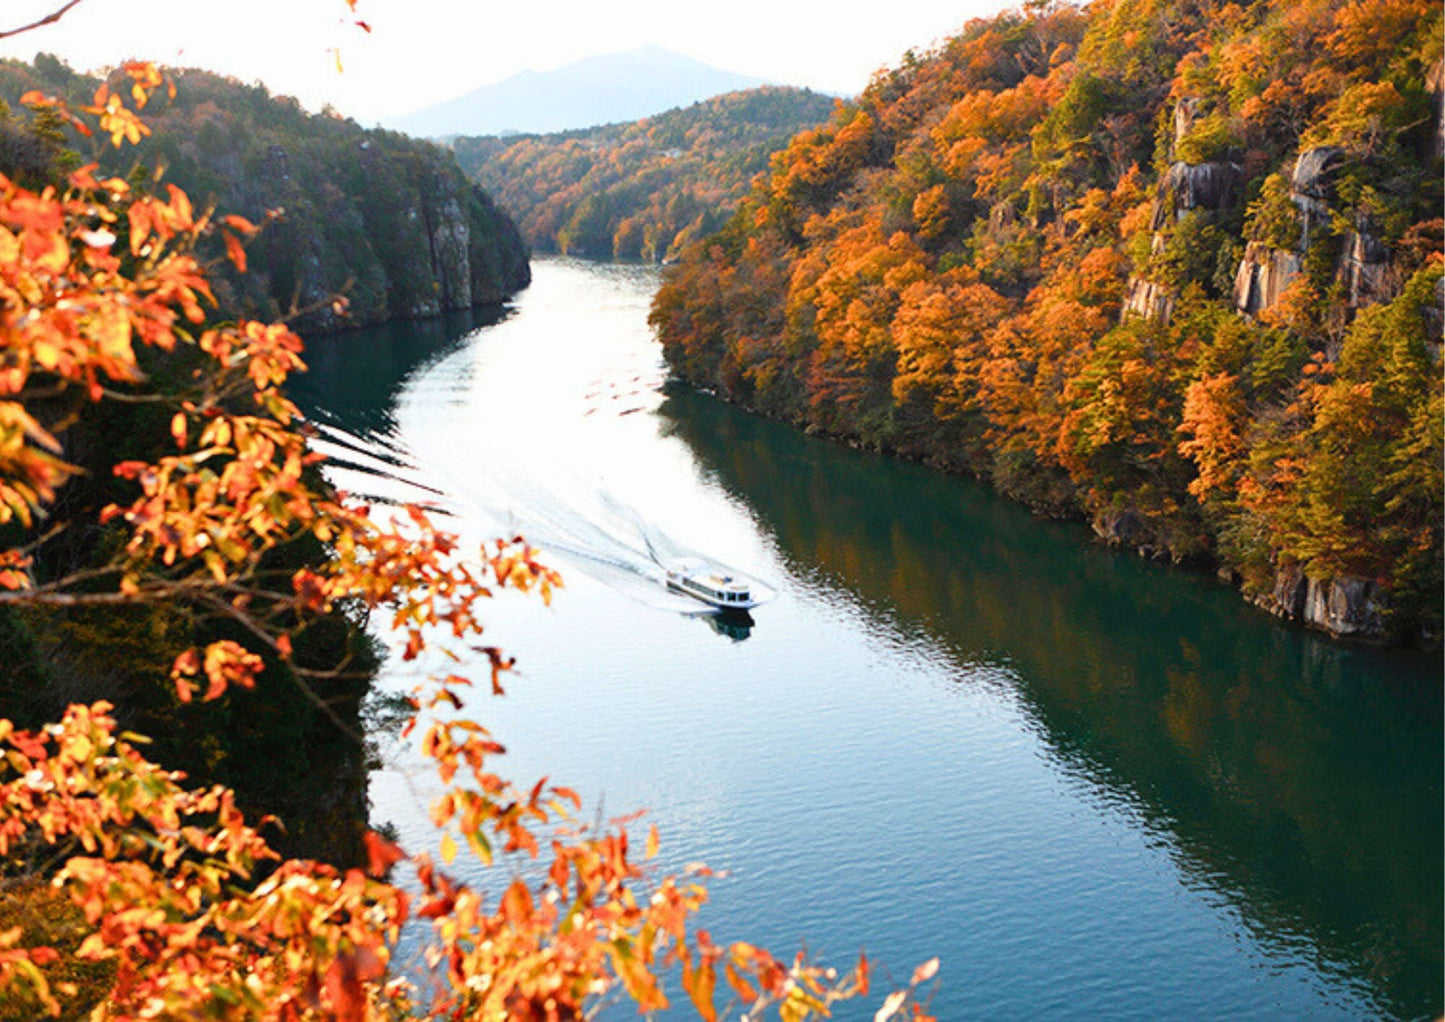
[1122,100,1242,326]
[0,62,531,336]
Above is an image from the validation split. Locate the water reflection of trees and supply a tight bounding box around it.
[292,306,511,440]
[659,386,1443,1019]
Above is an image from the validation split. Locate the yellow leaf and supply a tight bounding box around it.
[439,831,456,865]
[645,823,659,860]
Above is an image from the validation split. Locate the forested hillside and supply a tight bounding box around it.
[0,56,530,332]
[453,86,836,261]
[651,0,1443,646]
[0,58,530,865]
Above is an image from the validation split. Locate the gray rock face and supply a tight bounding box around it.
[1149,161,1242,231]
[1092,508,1155,553]
[1291,146,1347,200]
[1129,156,1243,322]
[1338,228,1390,308]
[426,192,473,311]
[1303,575,1389,642]
[1427,275,1445,341]
[1232,241,1303,315]
[1121,276,1176,324]
[1165,160,1242,213]
[1290,146,1346,249]
[1172,97,1199,150]
[1253,565,1393,643]
[1269,562,1309,620]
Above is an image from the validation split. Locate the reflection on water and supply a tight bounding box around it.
[294,257,1442,1020]
[657,383,1443,1017]
[705,610,755,642]
[292,306,511,506]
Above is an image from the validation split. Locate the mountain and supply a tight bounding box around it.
[451,85,837,261]
[390,46,770,138]
[650,1,1444,646]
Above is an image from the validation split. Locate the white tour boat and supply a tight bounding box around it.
[665,558,759,611]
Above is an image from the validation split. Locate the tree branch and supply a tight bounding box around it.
[0,0,88,41]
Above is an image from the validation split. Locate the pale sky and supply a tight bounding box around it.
[0,0,1009,123]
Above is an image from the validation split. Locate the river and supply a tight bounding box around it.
[293,257,1442,1020]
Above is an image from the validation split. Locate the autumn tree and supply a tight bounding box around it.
[652,0,1442,641]
[0,58,937,1021]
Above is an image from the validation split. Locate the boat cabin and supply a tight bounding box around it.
[665,559,754,609]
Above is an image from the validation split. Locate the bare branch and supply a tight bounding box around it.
[0,0,88,41]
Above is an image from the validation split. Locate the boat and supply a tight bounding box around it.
[665,558,759,610]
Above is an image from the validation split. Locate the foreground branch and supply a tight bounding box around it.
[0,0,87,41]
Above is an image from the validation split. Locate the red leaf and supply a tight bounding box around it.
[223,230,247,273]
[363,830,405,877]
[324,954,366,1022]
[501,879,533,927]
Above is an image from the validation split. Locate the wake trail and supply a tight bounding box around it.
[446,474,774,615]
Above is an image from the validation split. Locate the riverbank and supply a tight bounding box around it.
[310,258,1441,1018]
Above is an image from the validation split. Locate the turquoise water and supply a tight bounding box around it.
[294,257,1442,1020]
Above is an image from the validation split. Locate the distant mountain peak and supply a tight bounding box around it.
[388,47,772,139]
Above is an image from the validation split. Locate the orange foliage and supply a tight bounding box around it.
[0,64,932,1020]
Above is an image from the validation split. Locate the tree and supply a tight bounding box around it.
[0,63,938,1020]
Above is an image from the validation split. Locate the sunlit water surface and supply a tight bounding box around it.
[293,257,1442,1020]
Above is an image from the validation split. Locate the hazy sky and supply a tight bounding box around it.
[0,0,1009,122]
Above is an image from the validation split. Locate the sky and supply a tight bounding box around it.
[0,0,1010,124]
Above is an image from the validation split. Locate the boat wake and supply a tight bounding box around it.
[306,413,774,626]
[448,476,776,618]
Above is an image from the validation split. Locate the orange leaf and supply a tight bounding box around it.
[323,954,366,1022]
[222,214,258,235]
[223,230,247,273]
[501,879,533,927]
[683,956,717,1021]
[362,830,405,877]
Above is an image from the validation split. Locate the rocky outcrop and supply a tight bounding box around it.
[1091,508,1165,558]
[1124,157,1241,324]
[1337,227,1390,309]
[1264,562,1309,621]
[423,190,473,314]
[1426,275,1444,342]
[1303,575,1388,643]
[1289,145,1345,248]
[1253,563,1392,643]
[1172,96,1199,147]
[1232,146,1352,317]
[1124,100,1244,325]
[1153,160,1242,225]
[1121,276,1176,322]
[1232,241,1303,315]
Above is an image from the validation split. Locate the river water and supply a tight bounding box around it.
[293,257,1442,1020]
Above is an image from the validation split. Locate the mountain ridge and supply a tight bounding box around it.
[390,46,774,138]
[450,84,837,261]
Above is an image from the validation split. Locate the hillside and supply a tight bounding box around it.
[453,86,837,261]
[650,0,1444,646]
[392,46,770,138]
[0,56,531,333]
